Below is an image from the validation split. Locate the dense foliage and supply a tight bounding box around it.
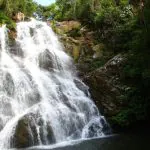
[0,0,37,17]
[117,0,150,127]
[0,0,37,29]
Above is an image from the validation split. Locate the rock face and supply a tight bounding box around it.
[13,12,25,22]
[55,21,126,118]
[11,115,37,148]
[54,21,81,35]
[52,21,100,63]
[83,54,127,117]
[55,21,110,78]
[38,49,54,71]
[11,112,56,148]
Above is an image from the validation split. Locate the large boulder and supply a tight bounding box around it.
[83,54,128,117]
[11,113,39,148]
[11,112,56,148]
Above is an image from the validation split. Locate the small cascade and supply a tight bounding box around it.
[0,20,110,149]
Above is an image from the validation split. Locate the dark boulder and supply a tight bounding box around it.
[74,78,89,96]
[11,112,56,148]
[11,113,39,148]
[83,54,128,117]
[38,49,54,71]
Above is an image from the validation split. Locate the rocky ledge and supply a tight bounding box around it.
[83,54,128,117]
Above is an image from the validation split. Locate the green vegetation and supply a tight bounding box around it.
[37,3,59,19]
[0,0,37,17]
[45,0,150,129]
[116,0,150,127]
[0,0,37,29]
[0,11,16,30]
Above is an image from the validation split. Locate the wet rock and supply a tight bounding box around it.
[83,54,128,117]
[11,113,39,148]
[29,27,34,37]
[11,112,56,148]
[3,73,15,96]
[26,90,41,106]
[74,79,89,96]
[60,92,77,112]
[47,124,56,143]
[100,117,112,135]
[0,117,3,131]
[83,117,111,138]
[24,17,31,22]
[8,39,24,57]
[0,96,13,116]
[38,49,54,71]
[40,122,56,145]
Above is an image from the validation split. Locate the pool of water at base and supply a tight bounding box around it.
[13,133,149,150]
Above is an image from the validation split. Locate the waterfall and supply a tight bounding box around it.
[0,19,109,149]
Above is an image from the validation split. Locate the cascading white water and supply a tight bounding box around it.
[0,19,109,149]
